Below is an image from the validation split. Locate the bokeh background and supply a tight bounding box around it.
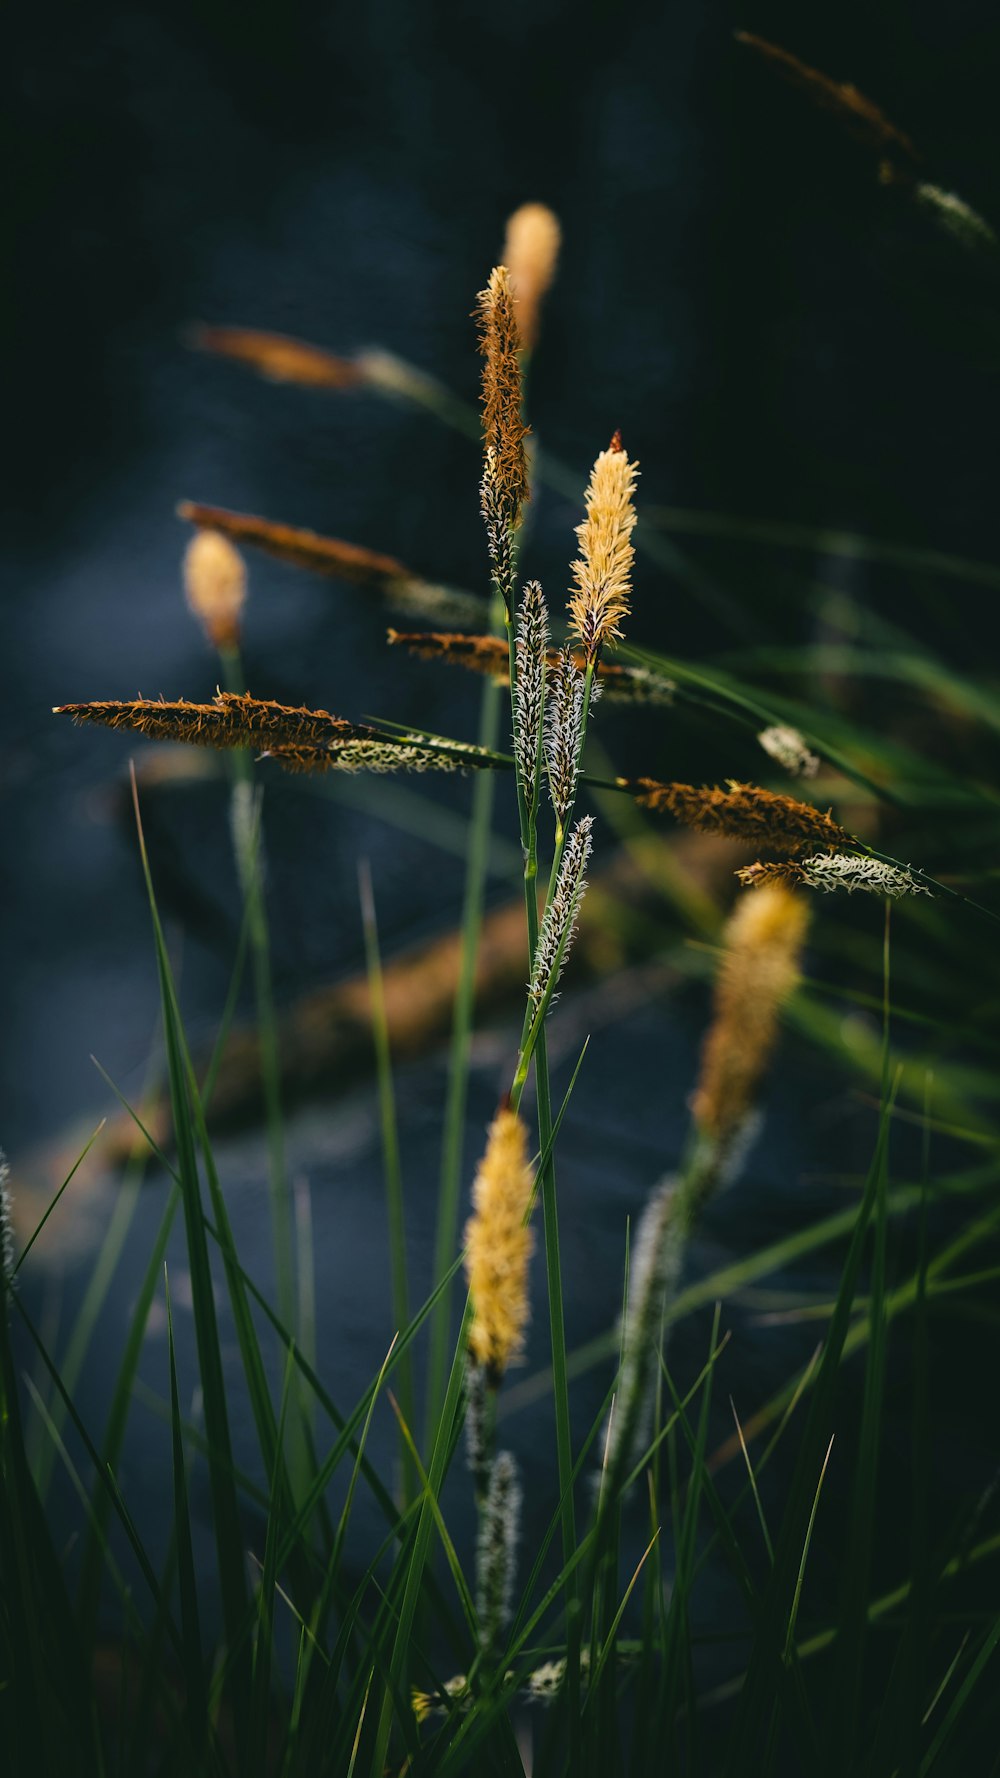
[6,0,1000,1687]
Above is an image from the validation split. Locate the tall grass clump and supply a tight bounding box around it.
[5,168,1000,1778]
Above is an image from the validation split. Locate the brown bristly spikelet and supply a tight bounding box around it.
[189,324,366,389]
[477,267,530,606]
[734,31,919,165]
[568,434,639,662]
[182,529,247,650]
[386,630,512,679]
[502,203,562,352]
[54,693,371,754]
[386,629,672,701]
[464,1106,536,1379]
[178,501,408,585]
[630,777,851,854]
[735,860,806,891]
[692,883,810,1147]
[476,267,530,514]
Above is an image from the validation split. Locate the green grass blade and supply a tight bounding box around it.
[165,1266,208,1754]
[129,770,251,1743]
[358,860,416,1504]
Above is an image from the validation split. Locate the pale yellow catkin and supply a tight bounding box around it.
[183,529,247,650]
[501,203,562,351]
[464,1107,536,1378]
[568,434,639,661]
[692,883,810,1147]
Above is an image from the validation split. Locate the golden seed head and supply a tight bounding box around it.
[692,883,810,1146]
[476,266,530,526]
[464,1107,536,1378]
[568,434,639,661]
[501,202,562,351]
[182,529,247,650]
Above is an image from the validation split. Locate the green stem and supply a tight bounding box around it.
[505,608,578,1607]
[219,648,300,1465]
[358,860,417,1506]
[424,640,501,1448]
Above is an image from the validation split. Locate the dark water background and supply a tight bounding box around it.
[6,0,1000,1727]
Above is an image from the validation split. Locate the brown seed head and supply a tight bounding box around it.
[568,437,639,661]
[476,266,530,525]
[464,1106,536,1378]
[632,778,851,854]
[182,529,247,650]
[54,692,369,753]
[178,501,408,585]
[388,629,674,702]
[692,883,810,1146]
[501,203,562,352]
[189,324,365,388]
[734,31,920,163]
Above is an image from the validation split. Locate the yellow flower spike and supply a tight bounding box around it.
[692,883,810,1149]
[464,1106,536,1379]
[501,202,562,352]
[182,529,247,651]
[568,432,639,662]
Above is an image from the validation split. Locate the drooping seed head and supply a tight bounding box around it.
[632,778,851,854]
[737,853,933,898]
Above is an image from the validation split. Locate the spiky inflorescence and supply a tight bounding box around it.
[54,692,367,753]
[513,581,549,800]
[632,777,851,854]
[528,815,594,1013]
[476,1451,522,1653]
[464,1107,536,1378]
[692,883,810,1149]
[568,433,639,661]
[476,267,530,604]
[603,1176,690,1479]
[737,853,933,898]
[543,646,586,823]
[188,330,364,392]
[189,324,366,388]
[183,529,247,650]
[388,630,674,702]
[263,738,470,776]
[179,502,484,623]
[464,1357,489,1487]
[178,501,409,584]
[502,203,562,352]
[757,724,820,780]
